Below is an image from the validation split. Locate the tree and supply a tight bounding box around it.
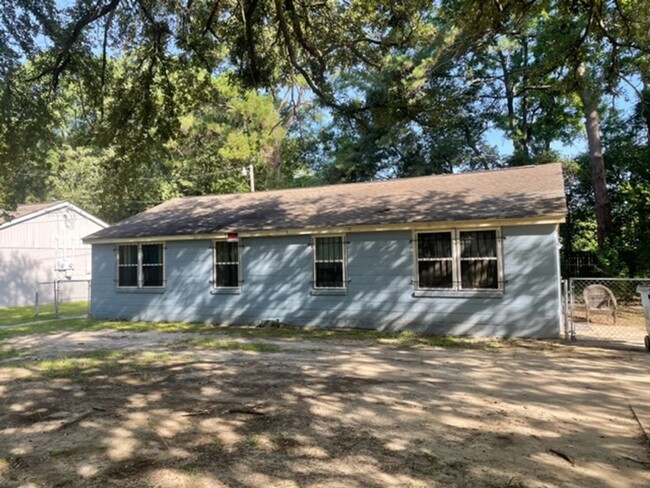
[41,58,308,221]
[483,26,582,165]
[3,0,650,277]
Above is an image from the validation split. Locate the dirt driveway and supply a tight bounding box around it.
[1,327,650,487]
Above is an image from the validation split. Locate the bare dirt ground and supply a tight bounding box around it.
[2,328,650,488]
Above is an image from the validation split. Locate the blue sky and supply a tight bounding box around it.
[486,78,641,159]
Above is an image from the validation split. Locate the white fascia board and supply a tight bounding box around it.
[0,202,69,231]
[0,201,109,231]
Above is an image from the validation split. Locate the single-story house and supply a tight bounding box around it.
[0,201,108,307]
[84,163,567,337]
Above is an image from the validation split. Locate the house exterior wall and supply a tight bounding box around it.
[90,224,562,338]
[0,208,105,307]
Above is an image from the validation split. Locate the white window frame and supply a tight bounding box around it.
[413,228,503,293]
[312,234,347,290]
[212,239,242,290]
[116,242,165,289]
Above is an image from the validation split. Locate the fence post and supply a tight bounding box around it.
[54,280,60,318]
[569,278,576,341]
[562,279,569,340]
[34,289,39,318]
[87,279,91,316]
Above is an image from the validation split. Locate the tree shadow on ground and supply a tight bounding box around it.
[1,339,649,487]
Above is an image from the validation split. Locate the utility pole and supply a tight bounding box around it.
[242,164,255,192]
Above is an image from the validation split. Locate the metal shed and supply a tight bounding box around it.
[0,201,108,307]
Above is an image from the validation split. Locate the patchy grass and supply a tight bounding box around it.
[0,316,503,350]
[219,326,502,349]
[178,337,282,352]
[0,301,88,326]
[0,346,18,361]
[35,350,124,379]
[11,349,186,381]
[0,317,214,341]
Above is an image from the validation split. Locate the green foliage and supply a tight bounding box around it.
[600,115,650,276]
[563,110,650,276]
[0,0,649,275]
[34,63,307,222]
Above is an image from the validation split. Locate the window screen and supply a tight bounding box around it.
[214,241,239,287]
[417,233,453,289]
[459,230,498,289]
[314,236,345,288]
[117,245,138,287]
[141,244,164,287]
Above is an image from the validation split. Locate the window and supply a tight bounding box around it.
[117,244,138,287]
[417,232,453,289]
[414,229,501,291]
[213,240,240,288]
[313,236,346,288]
[141,244,164,287]
[459,230,499,289]
[117,243,164,288]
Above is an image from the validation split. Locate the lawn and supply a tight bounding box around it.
[1,319,650,487]
[0,301,88,326]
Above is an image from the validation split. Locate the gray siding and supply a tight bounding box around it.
[0,208,105,307]
[90,224,562,337]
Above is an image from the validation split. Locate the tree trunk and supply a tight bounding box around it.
[576,63,611,249]
[265,86,306,186]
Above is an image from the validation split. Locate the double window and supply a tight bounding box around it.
[313,235,347,289]
[415,229,502,291]
[213,240,240,288]
[117,243,164,288]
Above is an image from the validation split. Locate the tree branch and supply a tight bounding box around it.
[203,0,222,35]
[29,0,122,88]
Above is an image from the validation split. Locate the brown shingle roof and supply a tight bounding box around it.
[1,201,66,223]
[85,163,566,241]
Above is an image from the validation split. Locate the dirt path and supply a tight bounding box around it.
[1,330,650,487]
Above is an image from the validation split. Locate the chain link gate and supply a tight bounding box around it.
[35,279,90,319]
[565,278,650,348]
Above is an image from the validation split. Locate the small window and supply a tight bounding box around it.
[214,240,240,288]
[414,229,502,292]
[313,236,346,288]
[117,243,164,288]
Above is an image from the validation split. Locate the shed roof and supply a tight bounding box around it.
[0,201,108,231]
[1,201,66,222]
[85,163,566,242]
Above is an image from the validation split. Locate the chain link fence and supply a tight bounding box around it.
[35,279,90,319]
[564,278,650,347]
